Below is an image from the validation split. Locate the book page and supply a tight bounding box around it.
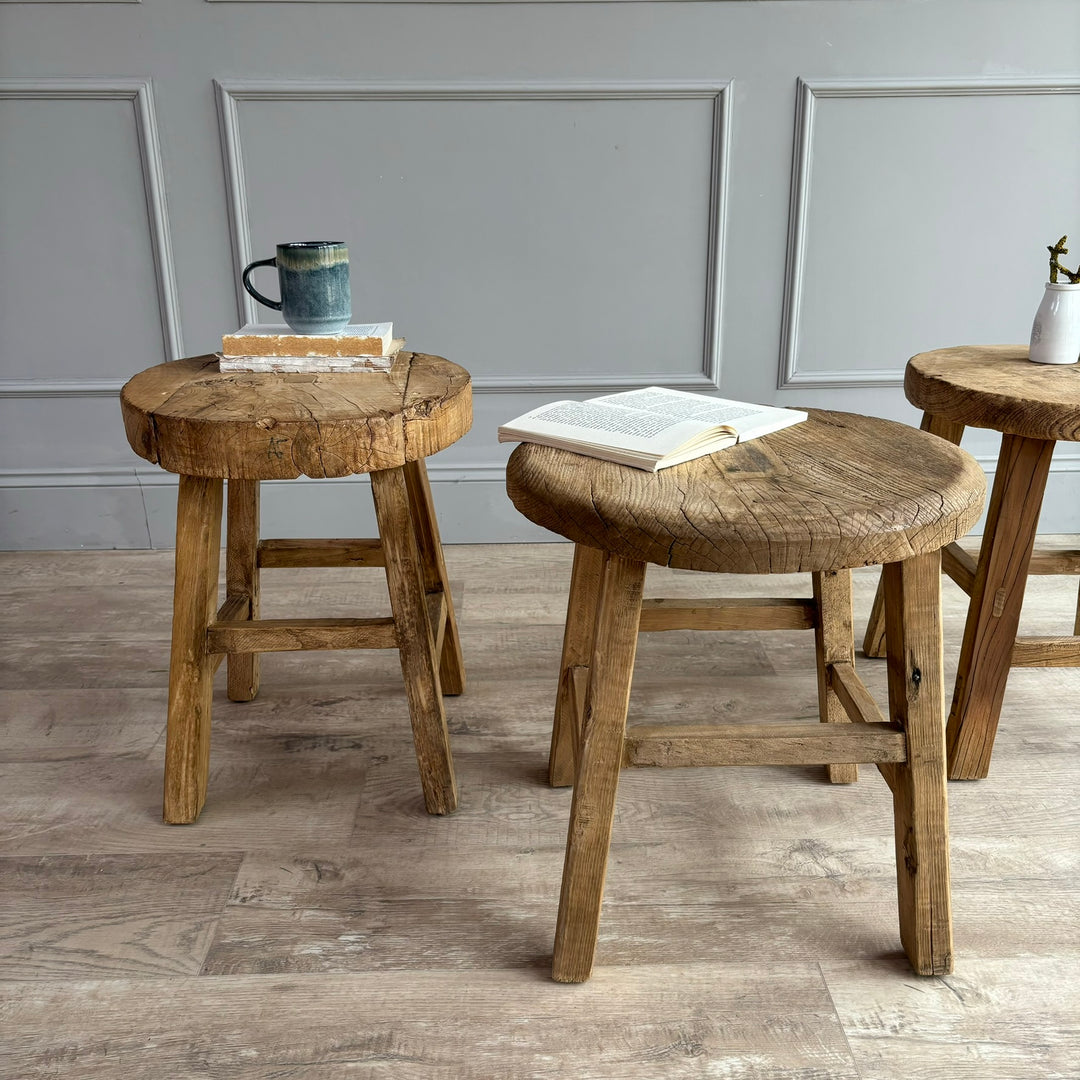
[498,399,717,455]
[594,387,806,441]
[593,387,760,426]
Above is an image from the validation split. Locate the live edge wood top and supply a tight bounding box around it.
[122,353,472,479]
[506,409,985,575]
[906,345,1080,441]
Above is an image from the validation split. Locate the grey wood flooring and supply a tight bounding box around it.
[1,543,1077,1079]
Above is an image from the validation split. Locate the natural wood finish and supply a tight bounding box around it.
[426,591,448,666]
[813,570,858,784]
[163,476,223,825]
[552,555,646,984]
[828,660,887,726]
[4,544,1080,1076]
[404,458,466,696]
[1010,636,1080,667]
[941,541,977,595]
[1025,549,1080,575]
[371,466,458,816]
[206,617,397,654]
[865,347,1080,779]
[121,352,472,479]
[257,537,385,568]
[225,479,260,702]
[623,721,907,768]
[507,410,984,576]
[947,433,1055,779]
[517,412,978,983]
[214,594,248,623]
[882,552,952,975]
[549,544,606,787]
[905,344,1080,442]
[638,596,816,632]
[121,353,470,822]
[862,411,965,659]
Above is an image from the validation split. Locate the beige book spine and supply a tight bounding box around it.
[222,331,391,358]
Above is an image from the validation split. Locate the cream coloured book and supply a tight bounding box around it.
[498,386,807,472]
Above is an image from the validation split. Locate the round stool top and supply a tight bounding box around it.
[906,345,1080,441]
[122,352,471,479]
[506,409,985,575]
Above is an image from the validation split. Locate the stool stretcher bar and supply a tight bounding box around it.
[637,597,816,632]
[205,591,447,656]
[623,720,908,769]
[257,537,386,569]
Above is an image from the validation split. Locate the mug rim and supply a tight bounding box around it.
[278,241,346,249]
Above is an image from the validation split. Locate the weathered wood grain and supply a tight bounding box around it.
[947,433,1056,779]
[206,616,398,654]
[905,344,1080,441]
[883,551,952,975]
[163,475,223,824]
[225,478,260,702]
[552,555,646,982]
[371,465,458,815]
[121,352,472,479]
[0,854,240,978]
[0,966,859,1080]
[814,569,858,783]
[0,545,1078,1078]
[257,537,386,568]
[549,543,605,787]
[507,409,985,575]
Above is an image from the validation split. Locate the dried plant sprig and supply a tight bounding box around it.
[1048,235,1080,284]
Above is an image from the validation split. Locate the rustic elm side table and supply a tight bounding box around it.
[121,351,470,823]
[862,345,1080,780]
[506,410,985,982]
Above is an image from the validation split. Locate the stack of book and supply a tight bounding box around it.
[218,322,404,373]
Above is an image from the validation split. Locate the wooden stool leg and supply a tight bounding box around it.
[371,465,458,815]
[863,413,965,658]
[549,544,606,787]
[163,475,223,824]
[403,458,466,696]
[552,554,646,983]
[813,569,857,784]
[226,479,260,702]
[947,433,1055,780]
[882,551,952,975]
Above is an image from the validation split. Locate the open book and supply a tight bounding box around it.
[498,387,807,472]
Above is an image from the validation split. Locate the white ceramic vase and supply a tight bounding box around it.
[1029,282,1080,365]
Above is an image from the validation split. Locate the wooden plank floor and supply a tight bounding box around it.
[1,542,1078,1079]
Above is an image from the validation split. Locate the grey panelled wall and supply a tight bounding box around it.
[0,0,1078,549]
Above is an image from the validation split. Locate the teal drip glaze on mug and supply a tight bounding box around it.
[242,241,352,335]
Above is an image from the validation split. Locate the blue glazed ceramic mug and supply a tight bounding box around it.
[242,241,351,334]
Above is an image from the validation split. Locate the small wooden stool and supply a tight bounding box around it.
[506,410,985,982]
[121,352,470,823]
[862,346,1080,779]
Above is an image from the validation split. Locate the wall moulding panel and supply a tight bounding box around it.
[779,75,1080,391]
[0,78,181,399]
[215,79,731,393]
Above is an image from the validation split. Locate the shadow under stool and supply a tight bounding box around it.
[121,351,470,823]
[506,409,986,983]
[862,345,1080,779]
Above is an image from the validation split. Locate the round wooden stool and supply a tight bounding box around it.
[506,409,985,982]
[862,345,1080,779]
[121,352,471,823]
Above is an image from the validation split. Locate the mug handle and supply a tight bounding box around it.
[241,257,283,311]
